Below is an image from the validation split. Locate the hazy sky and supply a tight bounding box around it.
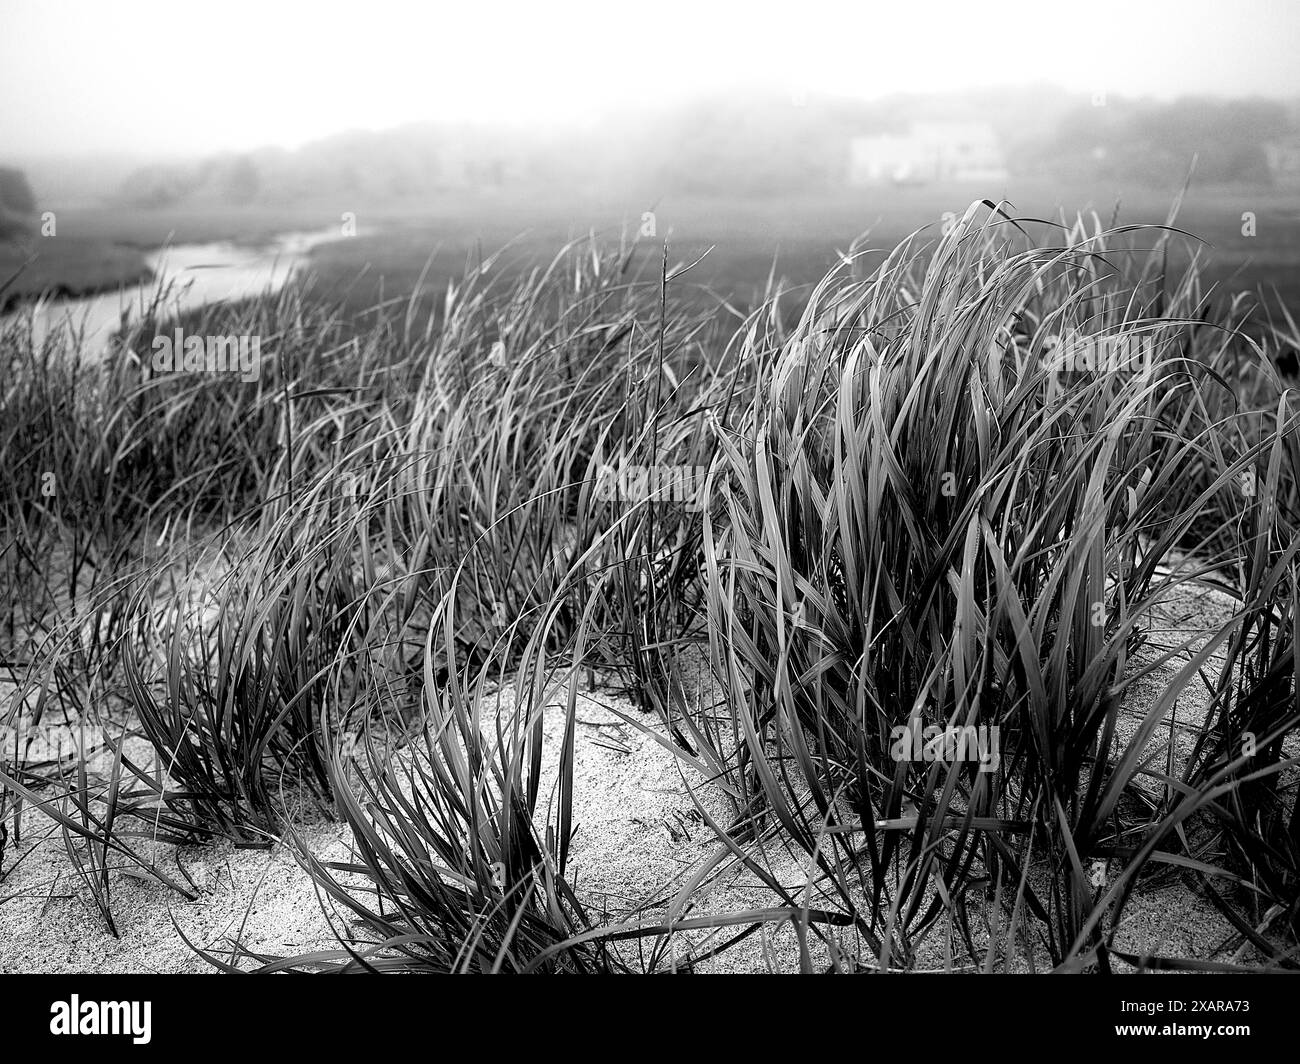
[4,0,1299,156]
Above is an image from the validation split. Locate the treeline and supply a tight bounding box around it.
[101,90,1300,207]
[1029,96,1296,184]
[0,167,37,237]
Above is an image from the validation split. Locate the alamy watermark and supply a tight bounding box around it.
[2,720,98,762]
[150,328,262,382]
[50,996,151,1044]
[1040,328,1155,376]
[889,722,1001,773]
[593,462,707,511]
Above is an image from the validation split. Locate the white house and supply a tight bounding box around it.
[850,122,1009,185]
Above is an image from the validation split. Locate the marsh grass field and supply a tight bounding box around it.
[8,180,1300,313]
[3,193,1300,973]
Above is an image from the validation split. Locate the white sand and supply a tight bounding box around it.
[0,575,1287,973]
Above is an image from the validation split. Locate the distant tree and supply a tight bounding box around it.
[223,155,260,204]
[1131,98,1289,183]
[0,167,36,213]
[0,166,37,238]
[1033,97,1293,186]
[639,96,844,196]
[117,164,197,207]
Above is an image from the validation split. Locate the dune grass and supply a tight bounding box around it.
[1,200,1297,970]
[694,203,1300,969]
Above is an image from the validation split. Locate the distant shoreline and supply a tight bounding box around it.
[1,227,343,356]
[0,203,351,313]
[0,240,154,313]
